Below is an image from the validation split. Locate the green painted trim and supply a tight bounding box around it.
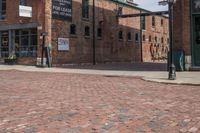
[190,0,194,66]
[110,0,168,18]
[110,0,150,12]
[190,0,200,66]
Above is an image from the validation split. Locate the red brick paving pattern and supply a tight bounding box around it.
[0,70,200,133]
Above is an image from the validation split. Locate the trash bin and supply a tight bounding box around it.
[168,50,185,71]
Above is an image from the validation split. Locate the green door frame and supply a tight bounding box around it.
[192,15,200,66]
[190,0,200,66]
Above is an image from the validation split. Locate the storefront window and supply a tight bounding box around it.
[0,31,9,57]
[15,29,37,57]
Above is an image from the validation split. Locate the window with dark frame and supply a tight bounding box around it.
[161,37,164,43]
[20,0,27,6]
[161,18,164,26]
[70,24,76,35]
[14,29,37,57]
[152,16,155,27]
[149,35,152,42]
[0,31,9,57]
[82,0,89,19]
[118,6,123,15]
[143,34,146,41]
[84,26,90,36]
[0,0,6,20]
[118,31,123,40]
[141,16,146,30]
[97,28,102,38]
[155,36,157,42]
[127,32,132,41]
[135,33,139,42]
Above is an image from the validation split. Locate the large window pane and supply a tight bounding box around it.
[14,29,37,57]
[192,0,200,13]
[0,0,6,19]
[82,0,89,18]
[0,31,9,57]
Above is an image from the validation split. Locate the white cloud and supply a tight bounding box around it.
[134,0,168,11]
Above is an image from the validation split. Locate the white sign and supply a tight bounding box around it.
[58,38,69,51]
[19,5,32,17]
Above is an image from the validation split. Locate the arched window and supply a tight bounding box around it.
[143,34,146,41]
[152,16,155,27]
[118,31,123,40]
[161,18,164,26]
[85,26,90,36]
[97,28,102,37]
[149,35,152,42]
[127,32,132,41]
[135,33,139,42]
[155,36,157,42]
[161,37,164,43]
[70,24,76,35]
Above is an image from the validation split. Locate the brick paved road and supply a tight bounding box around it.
[0,70,200,133]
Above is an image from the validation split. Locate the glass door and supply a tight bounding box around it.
[193,15,200,66]
[0,31,9,58]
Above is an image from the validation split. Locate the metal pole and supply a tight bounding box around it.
[41,34,45,66]
[92,0,96,65]
[140,10,143,62]
[168,2,176,80]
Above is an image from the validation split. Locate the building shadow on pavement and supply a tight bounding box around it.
[59,62,168,71]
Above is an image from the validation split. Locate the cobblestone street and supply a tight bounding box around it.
[0,70,200,133]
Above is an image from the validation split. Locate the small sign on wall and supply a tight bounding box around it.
[19,5,32,17]
[58,38,70,51]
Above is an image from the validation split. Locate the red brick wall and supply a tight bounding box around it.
[51,0,142,64]
[173,0,191,55]
[142,16,169,62]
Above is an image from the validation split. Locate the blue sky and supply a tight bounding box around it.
[134,0,168,11]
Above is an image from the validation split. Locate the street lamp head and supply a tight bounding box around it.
[168,0,177,4]
[159,0,177,6]
[159,0,168,6]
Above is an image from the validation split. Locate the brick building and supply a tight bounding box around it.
[141,15,169,62]
[0,0,168,65]
[173,0,200,70]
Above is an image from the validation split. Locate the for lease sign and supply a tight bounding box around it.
[52,0,72,21]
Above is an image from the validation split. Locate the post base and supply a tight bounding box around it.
[168,64,176,80]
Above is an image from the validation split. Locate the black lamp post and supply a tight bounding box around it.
[92,0,96,65]
[159,0,176,80]
[40,32,48,67]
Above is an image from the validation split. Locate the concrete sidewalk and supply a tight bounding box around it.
[0,64,200,85]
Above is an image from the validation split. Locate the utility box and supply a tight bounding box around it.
[168,50,185,71]
[36,57,47,66]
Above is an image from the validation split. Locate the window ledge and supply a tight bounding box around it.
[0,19,7,22]
[70,34,77,38]
[97,37,102,40]
[82,18,90,22]
[84,36,90,39]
